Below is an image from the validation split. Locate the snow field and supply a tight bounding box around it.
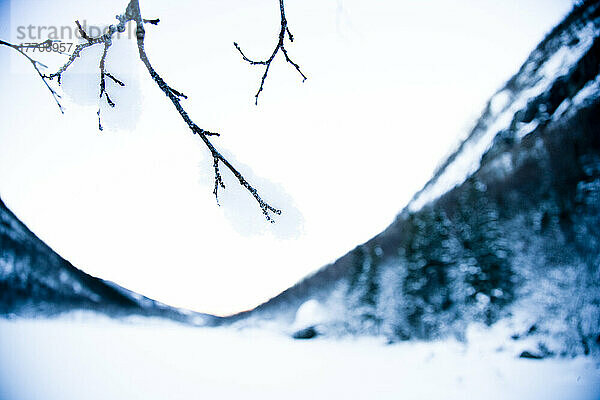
[0,315,599,400]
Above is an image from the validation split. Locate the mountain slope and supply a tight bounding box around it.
[230,1,600,356]
[0,196,217,325]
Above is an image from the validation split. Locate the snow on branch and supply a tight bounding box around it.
[0,0,306,223]
[234,0,307,105]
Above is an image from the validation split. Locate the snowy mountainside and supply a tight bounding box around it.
[409,2,599,212]
[229,1,600,357]
[0,196,217,324]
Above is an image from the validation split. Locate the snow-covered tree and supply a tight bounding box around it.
[345,244,384,333]
[456,180,514,325]
[401,207,459,338]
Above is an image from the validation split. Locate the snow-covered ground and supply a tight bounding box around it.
[0,315,598,400]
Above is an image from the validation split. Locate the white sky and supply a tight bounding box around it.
[0,0,574,315]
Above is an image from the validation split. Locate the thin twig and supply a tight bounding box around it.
[234,0,306,105]
[0,39,64,113]
[98,38,117,131]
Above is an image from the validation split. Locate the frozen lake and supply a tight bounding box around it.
[1,315,599,400]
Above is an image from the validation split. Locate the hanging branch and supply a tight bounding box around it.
[0,0,303,222]
[126,0,282,221]
[234,0,307,105]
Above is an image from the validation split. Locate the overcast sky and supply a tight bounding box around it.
[0,0,574,315]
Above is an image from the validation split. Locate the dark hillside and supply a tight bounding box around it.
[0,197,218,325]
[228,1,600,356]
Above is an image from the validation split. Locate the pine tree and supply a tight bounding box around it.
[346,244,383,332]
[402,207,457,338]
[457,181,514,324]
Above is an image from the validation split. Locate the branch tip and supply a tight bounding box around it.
[234,0,305,104]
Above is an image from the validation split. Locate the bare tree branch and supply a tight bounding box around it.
[127,0,280,221]
[98,39,116,131]
[234,0,307,105]
[1,0,298,222]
